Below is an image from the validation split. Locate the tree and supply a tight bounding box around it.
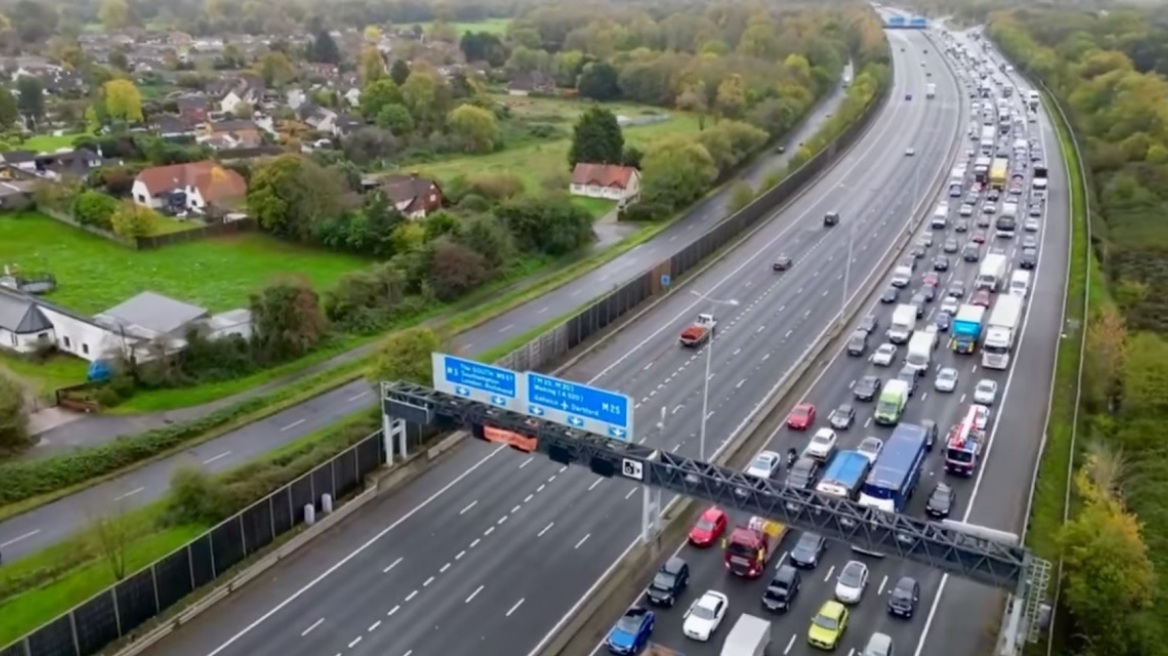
[341,127,397,166]
[728,182,755,212]
[426,239,492,301]
[401,70,443,128]
[16,75,44,123]
[390,59,411,86]
[675,81,708,130]
[368,327,441,385]
[359,78,402,120]
[376,103,414,135]
[460,31,507,67]
[715,74,746,119]
[456,214,516,268]
[641,137,718,208]
[103,79,143,123]
[447,104,500,154]
[0,372,30,452]
[72,190,119,229]
[568,106,624,168]
[577,61,621,101]
[0,87,14,128]
[1083,304,1127,413]
[85,502,133,580]
[249,277,328,363]
[98,0,131,32]
[308,28,340,64]
[11,0,58,45]
[494,194,595,256]
[109,200,158,238]
[247,155,346,241]
[363,25,381,43]
[231,102,253,119]
[359,46,385,85]
[256,51,295,87]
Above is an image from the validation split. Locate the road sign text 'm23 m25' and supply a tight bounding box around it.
[525,372,634,441]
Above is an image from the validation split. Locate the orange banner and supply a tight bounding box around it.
[483,426,537,453]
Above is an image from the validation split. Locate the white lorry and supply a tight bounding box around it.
[890,264,913,288]
[975,253,1009,291]
[1027,89,1040,111]
[905,326,938,372]
[982,295,1025,369]
[887,303,917,344]
[926,83,936,98]
[719,614,772,656]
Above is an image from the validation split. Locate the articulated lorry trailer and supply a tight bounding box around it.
[981,295,1025,369]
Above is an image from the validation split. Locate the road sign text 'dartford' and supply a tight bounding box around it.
[524,372,633,440]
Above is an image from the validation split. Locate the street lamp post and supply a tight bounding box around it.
[689,290,739,460]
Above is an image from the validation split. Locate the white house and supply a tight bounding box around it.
[569,163,642,202]
[131,161,248,212]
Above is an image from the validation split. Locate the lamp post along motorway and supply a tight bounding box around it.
[689,290,740,461]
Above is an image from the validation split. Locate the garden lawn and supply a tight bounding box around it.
[415,97,701,193]
[411,18,510,35]
[0,352,88,396]
[0,212,367,313]
[22,133,88,151]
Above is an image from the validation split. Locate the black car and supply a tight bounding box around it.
[762,565,802,613]
[909,244,927,259]
[773,255,793,271]
[934,311,952,331]
[887,576,921,619]
[963,243,981,262]
[846,329,869,356]
[859,312,879,334]
[921,419,938,450]
[927,483,956,519]
[829,404,856,430]
[645,556,689,606]
[788,532,827,569]
[1020,247,1038,269]
[933,255,950,272]
[881,286,900,304]
[824,211,840,227]
[786,457,819,490]
[853,375,882,402]
[905,92,912,100]
[896,366,920,396]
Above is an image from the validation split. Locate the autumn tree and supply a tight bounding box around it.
[401,69,445,129]
[0,372,30,452]
[568,106,624,168]
[249,277,328,363]
[368,327,441,385]
[728,182,755,212]
[109,200,158,238]
[426,239,493,301]
[390,59,410,86]
[247,154,345,241]
[447,104,500,154]
[675,80,708,129]
[363,25,381,43]
[358,46,385,85]
[256,51,295,87]
[715,74,746,119]
[103,79,144,123]
[98,0,131,32]
[1082,304,1127,413]
[641,137,718,208]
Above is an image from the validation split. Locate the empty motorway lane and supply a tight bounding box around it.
[133,30,959,656]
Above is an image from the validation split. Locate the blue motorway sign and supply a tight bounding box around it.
[524,372,634,440]
[431,353,519,408]
[661,274,671,287]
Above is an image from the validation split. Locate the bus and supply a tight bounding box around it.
[857,424,929,512]
[989,157,1009,189]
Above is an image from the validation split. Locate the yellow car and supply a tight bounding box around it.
[808,600,849,650]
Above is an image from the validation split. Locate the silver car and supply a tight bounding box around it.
[834,560,869,604]
[934,367,959,392]
[974,379,999,405]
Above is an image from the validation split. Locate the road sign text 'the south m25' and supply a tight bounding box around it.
[524,372,633,441]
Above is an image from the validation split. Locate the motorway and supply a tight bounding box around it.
[0,65,852,563]
[602,31,1069,656]
[131,29,960,656]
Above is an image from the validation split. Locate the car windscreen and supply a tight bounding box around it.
[651,572,675,589]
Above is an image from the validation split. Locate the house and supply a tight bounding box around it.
[332,113,364,137]
[176,95,211,124]
[0,180,35,210]
[34,148,103,179]
[152,115,197,139]
[297,104,338,133]
[569,163,641,202]
[507,71,556,96]
[212,74,266,115]
[379,173,443,219]
[0,287,134,362]
[0,151,37,173]
[132,161,248,212]
[94,292,210,344]
[0,289,59,355]
[198,119,263,149]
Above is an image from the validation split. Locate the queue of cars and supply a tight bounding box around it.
[607,28,1046,656]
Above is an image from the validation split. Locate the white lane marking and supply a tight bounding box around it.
[823,565,836,582]
[524,494,534,503]
[115,487,144,501]
[784,634,797,654]
[300,618,324,637]
[202,451,231,465]
[538,522,555,537]
[0,530,41,548]
[575,534,591,549]
[511,505,521,515]
[506,598,526,617]
[348,637,361,648]
[588,479,603,491]
[439,563,451,573]
[625,489,637,500]
[455,550,466,560]
[368,621,381,632]
[878,575,889,595]
[459,501,477,515]
[346,391,369,402]
[280,419,305,432]
[520,457,533,469]
[466,585,484,603]
[536,306,549,314]
[387,605,400,616]
[470,538,481,548]
[736,379,747,389]
[382,557,403,574]
[405,590,418,602]
[499,324,515,333]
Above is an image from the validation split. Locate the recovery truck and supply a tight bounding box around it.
[926,83,936,99]
[719,614,772,656]
[815,451,871,499]
[944,405,985,476]
[981,294,1024,369]
[887,303,917,344]
[950,304,986,354]
[976,252,1009,291]
[723,516,787,578]
[680,313,716,347]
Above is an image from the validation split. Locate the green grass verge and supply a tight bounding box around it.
[21,133,90,151]
[0,410,379,644]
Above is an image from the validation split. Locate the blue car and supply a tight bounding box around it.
[607,607,655,654]
[934,311,951,332]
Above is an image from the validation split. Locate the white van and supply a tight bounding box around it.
[1009,270,1031,298]
[862,632,894,656]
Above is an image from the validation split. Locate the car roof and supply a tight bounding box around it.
[663,556,687,572]
[820,600,846,616]
[699,506,723,520]
[774,564,798,580]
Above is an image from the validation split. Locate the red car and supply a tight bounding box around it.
[689,506,728,547]
[921,272,940,287]
[787,402,816,430]
[971,231,987,244]
[972,290,992,307]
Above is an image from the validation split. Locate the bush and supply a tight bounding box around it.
[620,201,671,222]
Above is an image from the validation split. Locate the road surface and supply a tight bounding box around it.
[130,29,960,656]
[0,64,853,562]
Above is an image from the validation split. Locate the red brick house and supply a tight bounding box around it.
[380,173,443,219]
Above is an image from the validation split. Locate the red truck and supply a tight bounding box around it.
[722,516,788,578]
[679,314,717,347]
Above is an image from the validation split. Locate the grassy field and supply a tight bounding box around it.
[413,95,700,194]
[21,133,88,151]
[0,212,366,313]
[0,351,89,396]
[412,18,510,35]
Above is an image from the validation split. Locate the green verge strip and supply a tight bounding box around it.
[0,409,382,645]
